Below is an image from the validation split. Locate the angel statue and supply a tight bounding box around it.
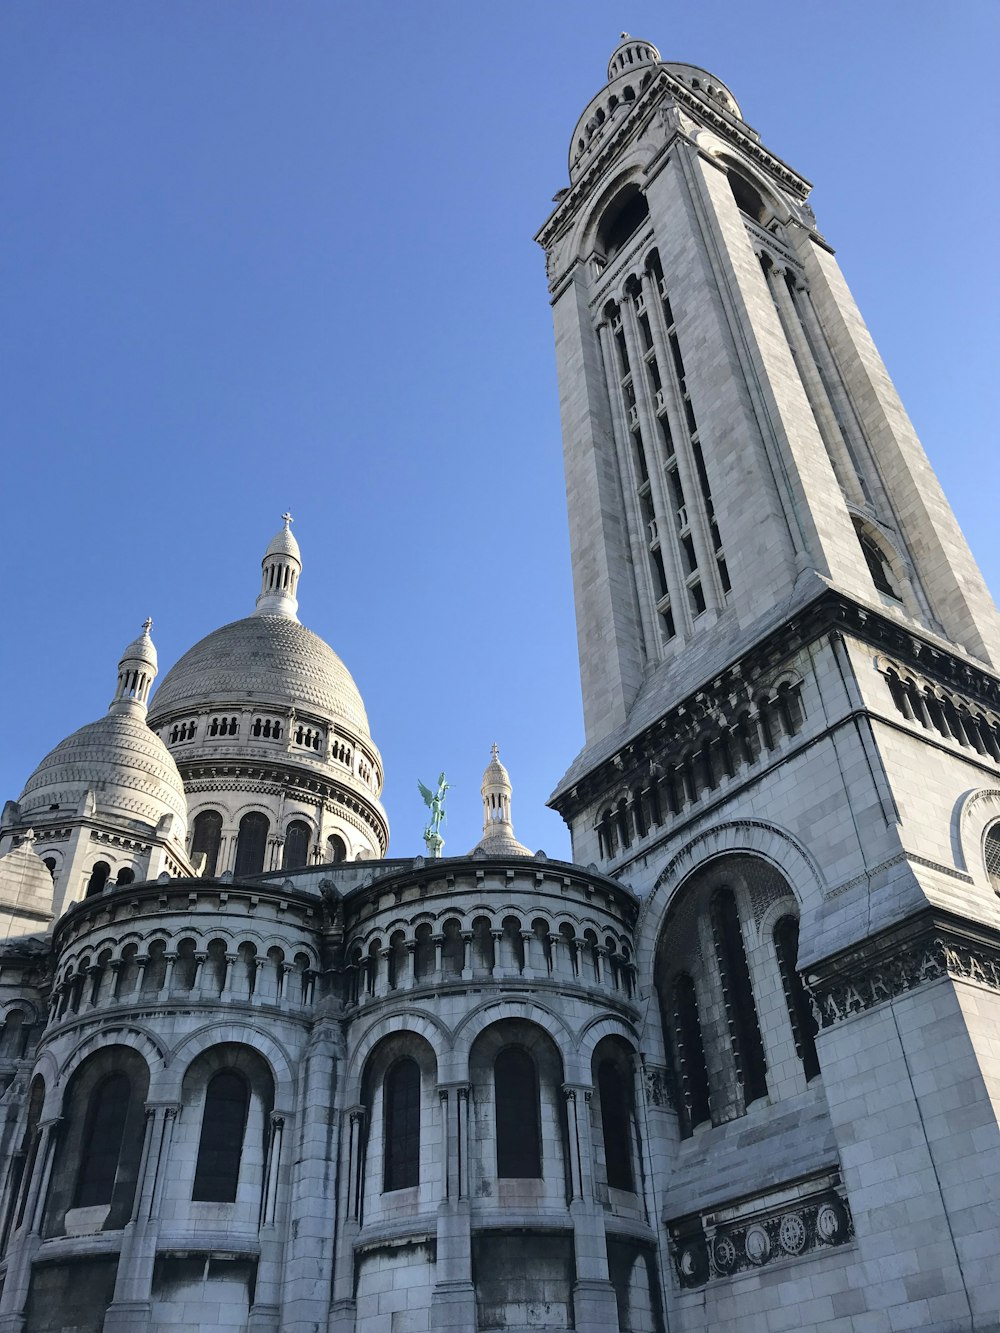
[418,772,449,857]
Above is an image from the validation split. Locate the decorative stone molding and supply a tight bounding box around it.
[805,908,1000,1029]
[669,1176,853,1288]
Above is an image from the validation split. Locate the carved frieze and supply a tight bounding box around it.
[669,1180,853,1288]
[806,909,1000,1029]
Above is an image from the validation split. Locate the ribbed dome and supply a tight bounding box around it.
[20,712,188,830]
[149,615,370,736]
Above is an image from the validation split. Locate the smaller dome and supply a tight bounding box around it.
[19,622,188,837]
[120,618,157,671]
[264,512,301,563]
[607,33,661,82]
[19,712,188,833]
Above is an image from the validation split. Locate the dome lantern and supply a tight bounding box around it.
[606,32,661,83]
[110,617,157,716]
[471,744,532,857]
[254,512,302,620]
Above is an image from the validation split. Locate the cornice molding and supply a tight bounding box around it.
[550,590,1000,819]
[806,907,1000,1029]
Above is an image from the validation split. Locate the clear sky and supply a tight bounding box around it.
[2,1,998,862]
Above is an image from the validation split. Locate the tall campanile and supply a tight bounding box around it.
[539,35,1000,1331]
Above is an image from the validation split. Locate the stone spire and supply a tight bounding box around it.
[109,618,158,716]
[254,512,302,620]
[471,744,532,857]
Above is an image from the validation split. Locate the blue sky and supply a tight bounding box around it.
[2,1,998,861]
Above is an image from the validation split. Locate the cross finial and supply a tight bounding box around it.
[491,742,499,761]
[282,511,293,528]
[142,617,153,634]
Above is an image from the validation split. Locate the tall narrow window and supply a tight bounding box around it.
[383,1058,420,1192]
[234,812,269,877]
[327,834,347,864]
[85,862,110,898]
[711,890,768,1104]
[853,518,901,601]
[670,973,711,1136]
[192,1070,250,1202]
[597,1060,634,1191]
[495,1046,541,1178]
[282,820,311,870]
[74,1072,131,1208]
[773,916,820,1080]
[191,810,223,877]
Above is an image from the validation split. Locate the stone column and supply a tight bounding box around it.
[103,1103,178,1330]
[562,1085,618,1333]
[330,1103,366,1333]
[0,1116,61,1331]
[431,1084,475,1328]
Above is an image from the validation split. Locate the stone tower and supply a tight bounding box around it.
[537,34,1000,1330]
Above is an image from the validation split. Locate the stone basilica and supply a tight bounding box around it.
[1,32,999,1333]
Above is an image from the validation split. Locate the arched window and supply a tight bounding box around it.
[727,168,768,223]
[495,1047,541,1178]
[773,916,820,1081]
[852,518,902,601]
[986,826,1000,894]
[596,185,650,261]
[327,834,347,864]
[383,1058,420,1192]
[74,1072,131,1208]
[42,856,57,879]
[115,868,135,886]
[670,972,711,1136]
[85,862,110,898]
[234,812,269,877]
[192,1070,250,1202]
[191,810,223,878]
[282,820,311,870]
[597,1059,634,1191]
[710,889,768,1103]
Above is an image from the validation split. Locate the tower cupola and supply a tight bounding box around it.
[254,512,302,620]
[471,744,532,857]
[110,618,157,715]
[607,33,660,82]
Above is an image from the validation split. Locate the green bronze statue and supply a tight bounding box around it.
[418,773,449,857]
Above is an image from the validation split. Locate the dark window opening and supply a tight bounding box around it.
[598,1060,634,1190]
[773,916,820,1081]
[191,810,223,878]
[74,1072,131,1208]
[495,1046,541,1178]
[670,973,711,1136]
[192,1070,250,1202]
[85,862,110,898]
[597,187,650,261]
[234,812,269,877]
[853,519,902,601]
[727,169,768,223]
[283,820,311,871]
[383,1058,421,1192]
[711,889,768,1103]
[327,834,347,863]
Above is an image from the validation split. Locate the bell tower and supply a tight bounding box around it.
[538,33,1000,752]
[538,36,1000,1330]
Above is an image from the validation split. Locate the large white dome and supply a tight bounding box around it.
[149,614,371,737]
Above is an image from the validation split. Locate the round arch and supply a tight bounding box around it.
[635,820,825,983]
[162,1023,296,1111]
[345,1007,451,1102]
[449,998,579,1083]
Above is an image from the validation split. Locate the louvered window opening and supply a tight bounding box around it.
[383,1058,420,1192]
[711,889,768,1104]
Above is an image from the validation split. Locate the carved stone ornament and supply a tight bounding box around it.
[670,1182,853,1288]
[806,907,1000,1030]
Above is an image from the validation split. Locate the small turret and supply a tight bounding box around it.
[109,618,157,715]
[471,744,532,857]
[254,513,302,620]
